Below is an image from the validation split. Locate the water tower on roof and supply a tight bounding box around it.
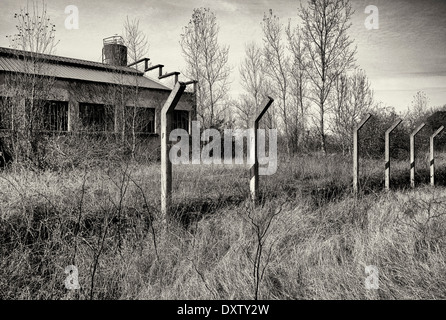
[102,35,127,67]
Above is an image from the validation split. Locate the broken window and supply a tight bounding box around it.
[79,103,114,132]
[0,98,68,132]
[173,110,189,132]
[40,100,68,131]
[125,106,155,133]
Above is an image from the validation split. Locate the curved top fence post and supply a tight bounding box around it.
[410,122,425,188]
[250,96,274,202]
[430,125,444,186]
[161,81,187,218]
[385,119,402,191]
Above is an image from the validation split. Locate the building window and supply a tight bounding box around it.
[0,98,68,132]
[40,101,68,131]
[173,110,189,132]
[79,103,114,132]
[125,106,155,133]
[0,96,12,130]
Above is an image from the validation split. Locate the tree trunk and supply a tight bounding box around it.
[319,98,327,155]
[320,117,326,154]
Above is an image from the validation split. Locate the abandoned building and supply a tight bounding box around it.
[0,36,195,150]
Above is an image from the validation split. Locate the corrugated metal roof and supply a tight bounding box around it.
[0,47,140,74]
[0,47,171,91]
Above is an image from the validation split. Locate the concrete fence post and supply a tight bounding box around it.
[161,82,186,217]
[410,123,425,188]
[430,125,444,186]
[250,97,274,202]
[353,114,372,194]
[385,119,402,191]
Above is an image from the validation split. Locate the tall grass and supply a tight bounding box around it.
[1,153,446,299]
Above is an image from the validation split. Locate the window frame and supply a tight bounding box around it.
[124,105,156,134]
[40,100,69,132]
[79,102,115,132]
[173,110,189,133]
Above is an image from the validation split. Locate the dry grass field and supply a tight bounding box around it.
[1,152,446,299]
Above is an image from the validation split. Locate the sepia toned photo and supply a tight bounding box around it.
[0,0,445,305]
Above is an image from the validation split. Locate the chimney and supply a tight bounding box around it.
[102,35,127,67]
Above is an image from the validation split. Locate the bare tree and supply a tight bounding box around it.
[124,17,149,68]
[180,7,231,129]
[3,0,59,164]
[299,0,357,154]
[262,9,291,153]
[232,95,256,129]
[330,69,374,154]
[120,18,151,159]
[8,0,58,54]
[240,43,265,111]
[405,91,430,128]
[286,22,309,152]
[234,42,267,128]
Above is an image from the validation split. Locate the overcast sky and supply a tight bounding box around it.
[0,0,445,112]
